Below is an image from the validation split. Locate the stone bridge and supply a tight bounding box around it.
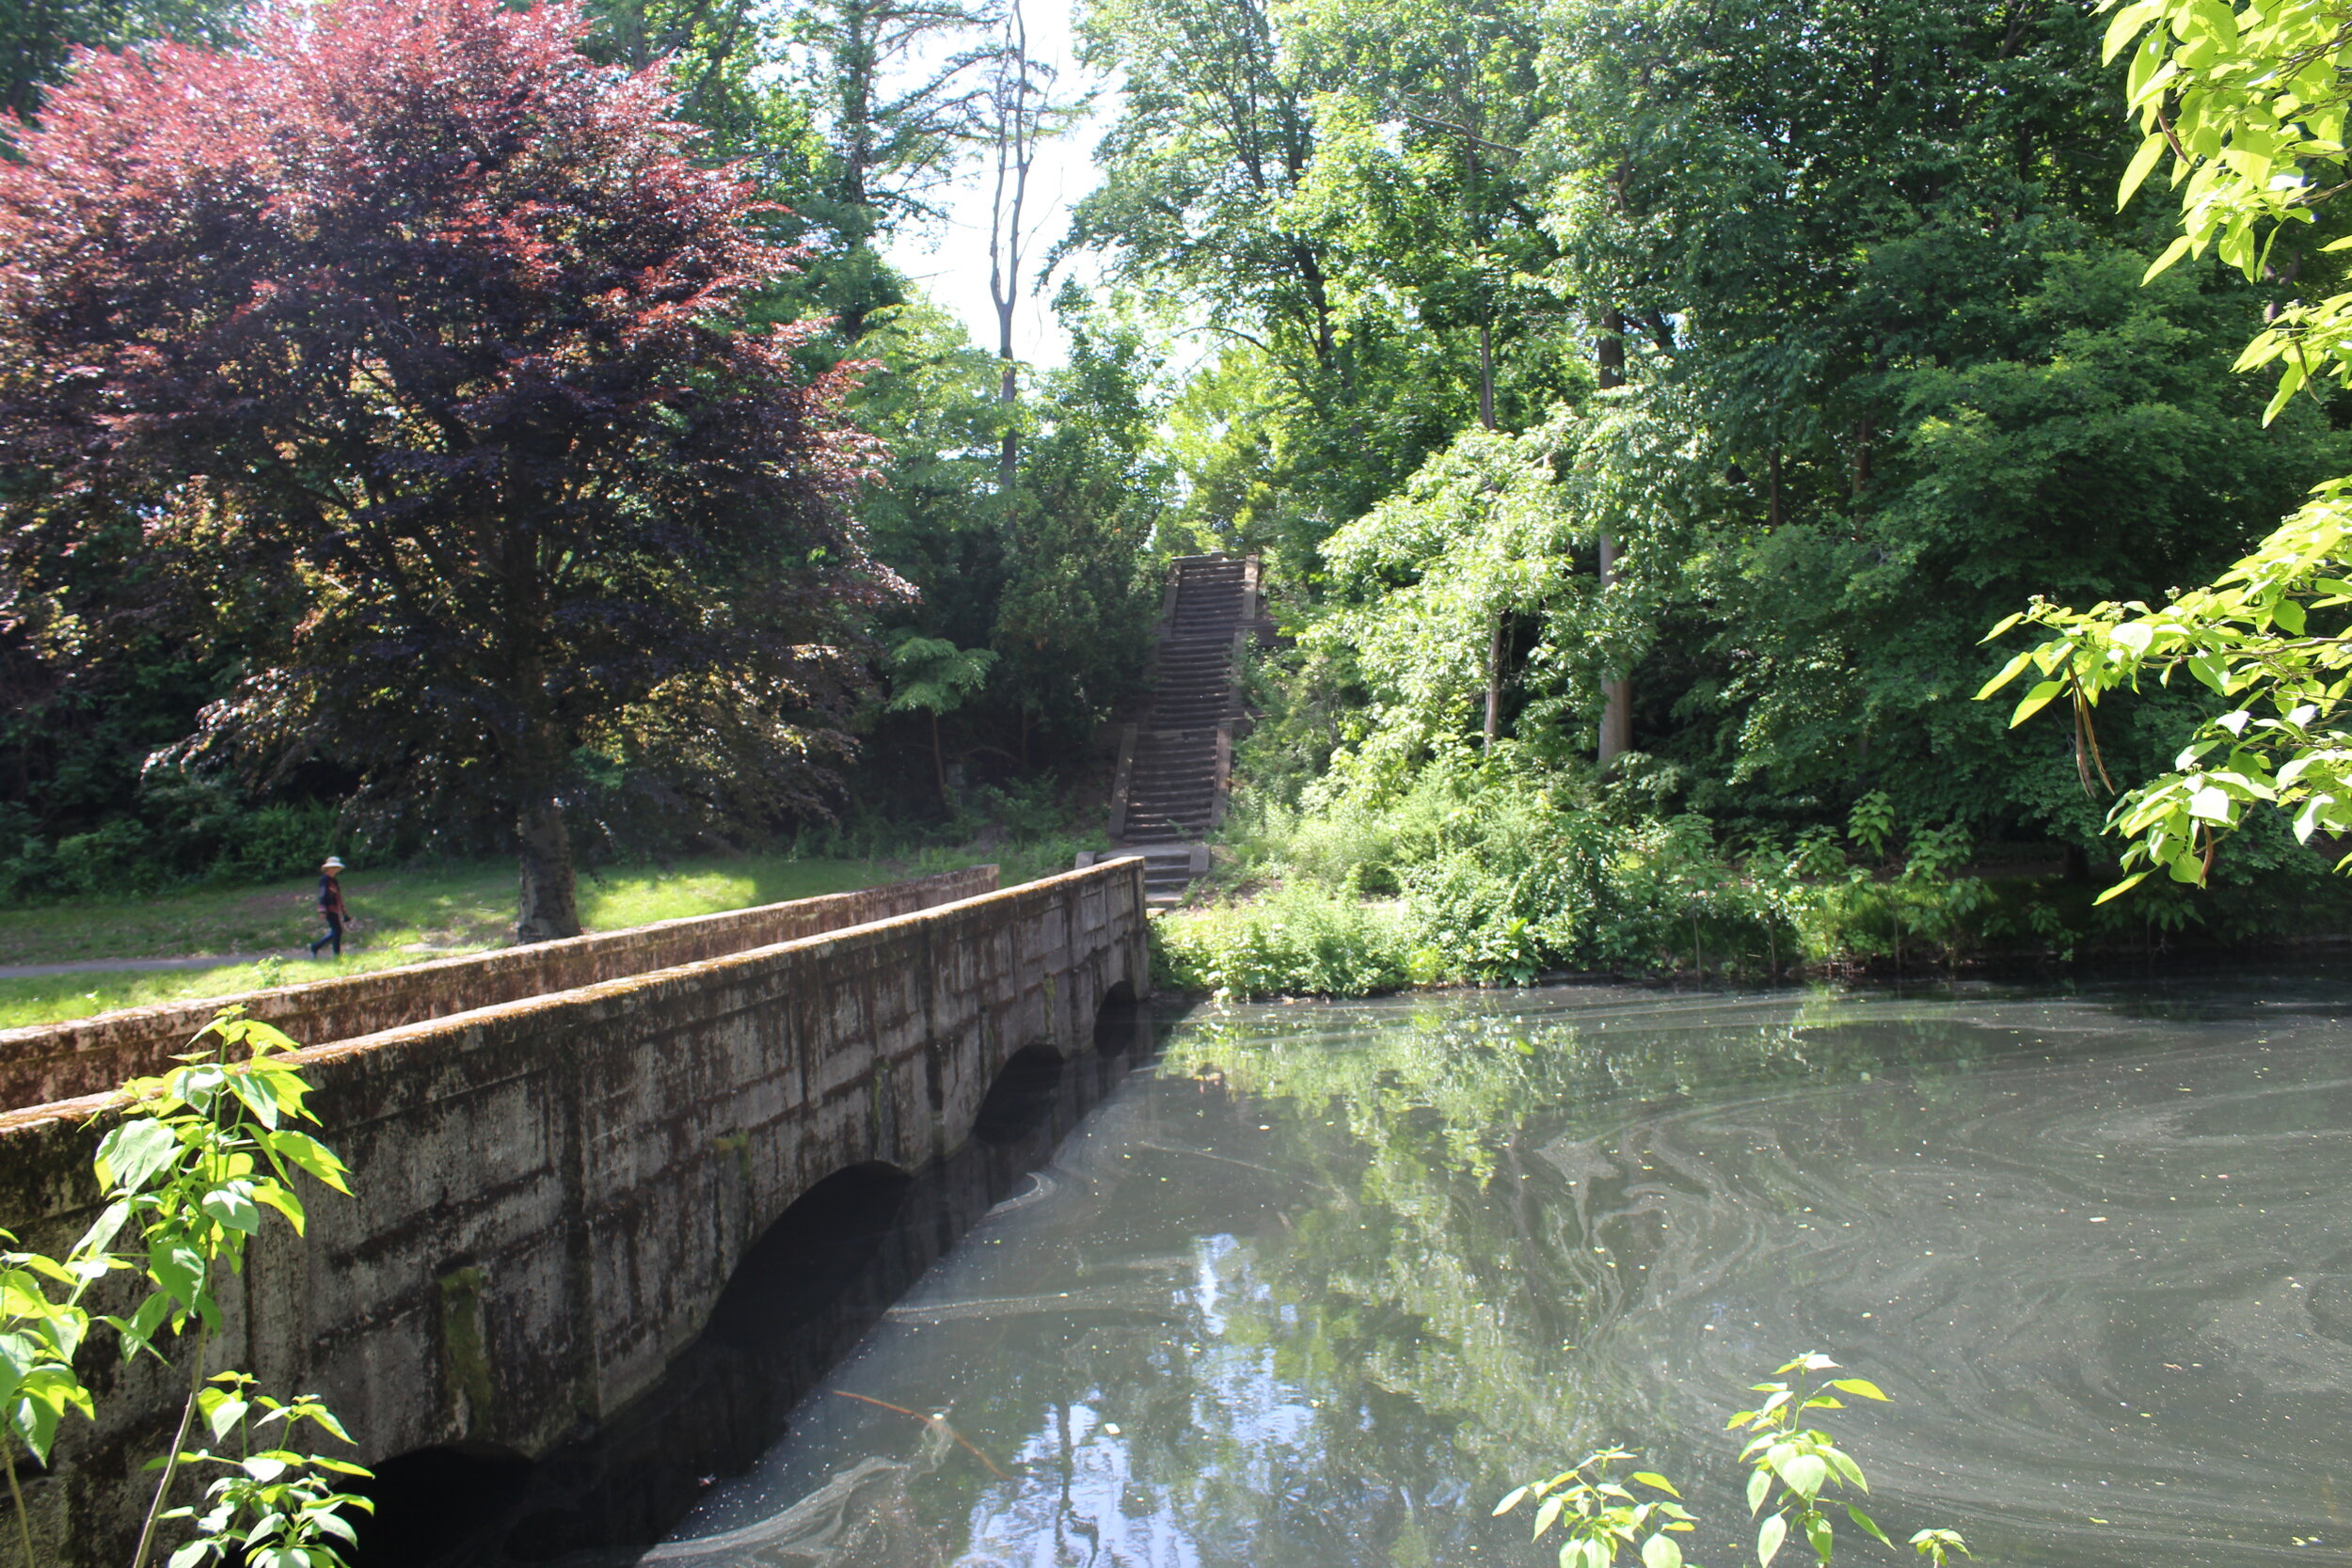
[0,858,1152,1566]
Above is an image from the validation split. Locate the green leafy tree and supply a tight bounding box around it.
[1980,0,2352,897]
[1069,0,1569,578]
[1518,0,2349,851]
[1310,415,1592,782]
[766,0,1004,343]
[887,636,998,810]
[987,301,1167,763]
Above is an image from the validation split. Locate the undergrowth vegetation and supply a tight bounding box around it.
[1155,756,2349,998]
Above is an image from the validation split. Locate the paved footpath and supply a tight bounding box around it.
[0,949,332,980]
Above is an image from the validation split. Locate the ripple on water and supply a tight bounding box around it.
[650,974,2352,1568]
[1533,1007,2352,1564]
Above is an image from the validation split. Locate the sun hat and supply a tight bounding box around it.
[321,856,345,871]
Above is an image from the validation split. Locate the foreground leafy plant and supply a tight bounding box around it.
[0,1241,111,1563]
[156,1374,373,1568]
[0,1006,371,1568]
[1730,1354,1900,1567]
[1500,1358,1969,1568]
[1493,1447,1697,1568]
[82,1010,358,1568]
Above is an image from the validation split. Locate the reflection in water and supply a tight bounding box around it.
[640,970,2352,1568]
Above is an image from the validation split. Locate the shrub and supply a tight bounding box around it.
[1154,884,1418,998]
[1162,766,2028,996]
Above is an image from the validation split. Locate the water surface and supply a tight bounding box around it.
[649,971,2352,1567]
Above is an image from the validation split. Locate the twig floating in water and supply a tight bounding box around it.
[828,1389,1012,1480]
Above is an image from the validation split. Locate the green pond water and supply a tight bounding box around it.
[646,971,2352,1568]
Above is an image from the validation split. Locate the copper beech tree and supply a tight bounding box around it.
[0,0,903,939]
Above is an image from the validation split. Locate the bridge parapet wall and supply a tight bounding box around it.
[0,864,998,1111]
[0,857,1148,1567]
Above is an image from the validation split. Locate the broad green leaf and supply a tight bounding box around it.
[306,1406,358,1445]
[2143,233,2194,280]
[1779,1454,1829,1499]
[207,1394,249,1441]
[1825,1448,1868,1491]
[148,1240,205,1307]
[2104,0,2163,61]
[1497,1486,1531,1515]
[1643,1532,1685,1568]
[1759,1511,1788,1567]
[1845,1503,1893,1547]
[253,1182,308,1236]
[228,1069,283,1131]
[1748,1466,1773,1514]
[1631,1473,1680,1497]
[2010,680,2066,728]
[1828,1379,1889,1402]
[1975,650,2036,699]
[2265,356,2308,423]
[240,1018,304,1057]
[264,1132,351,1195]
[96,1120,183,1197]
[199,1187,262,1236]
[2119,132,2170,206]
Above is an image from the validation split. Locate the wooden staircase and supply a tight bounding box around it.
[1085,554,1261,909]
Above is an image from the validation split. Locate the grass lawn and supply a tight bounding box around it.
[0,839,1086,1030]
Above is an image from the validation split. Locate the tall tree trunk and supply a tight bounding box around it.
[1480,328,1502,751]
[1484,612,1504,752]
[1478,322,1496,433]
[831,0,879,341]
[931,709,951,813]
[988,0,1039,501]
[1597,308,1633,769]
[516,791,581,942]
[1597,532,1633,767]
[998,362,1019,497]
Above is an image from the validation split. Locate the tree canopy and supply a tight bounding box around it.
[0,0,899,936]
[1981,0,2352,898]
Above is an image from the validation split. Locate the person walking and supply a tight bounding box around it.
[310,856,351,958]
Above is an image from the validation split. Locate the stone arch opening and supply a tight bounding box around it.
[1092,980,1149,1056]
[972,1044,1066,1145]
[387,1165,927,1566]
[707,1161,916,1349]
[350,1441,533,1567]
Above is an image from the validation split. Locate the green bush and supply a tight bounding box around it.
[1160,767,2056,997]
[1153,883,1418,998]
[1,798,348,904]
